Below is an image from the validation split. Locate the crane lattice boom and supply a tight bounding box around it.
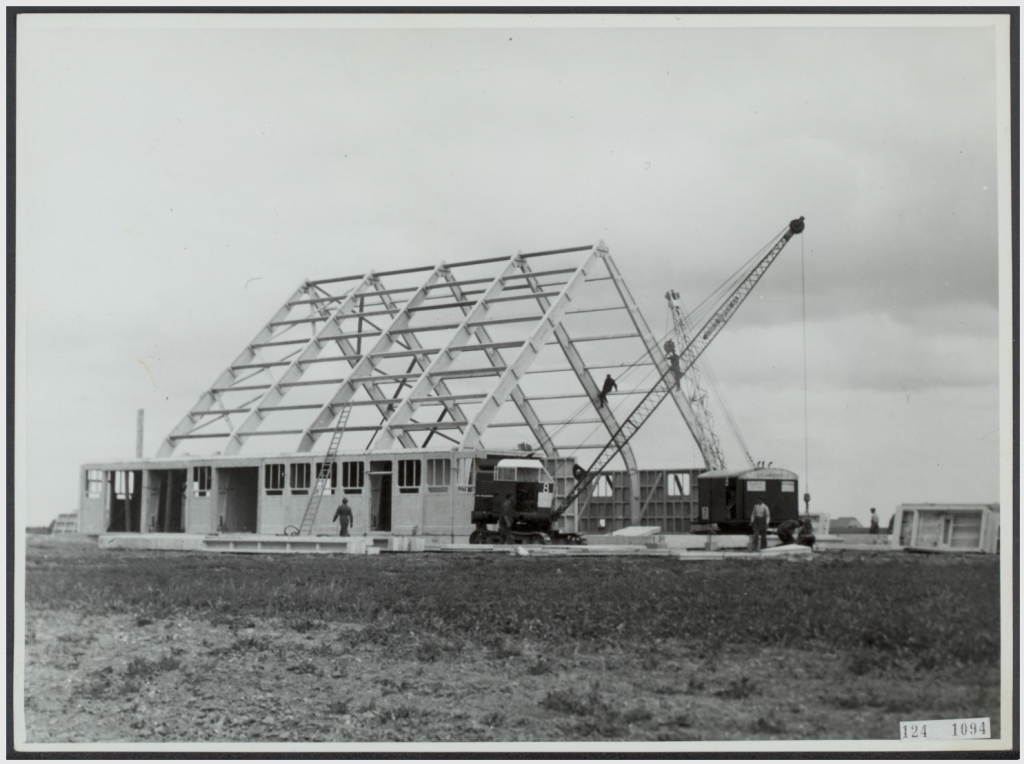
[665,290,727,471]
[552,217,805,524]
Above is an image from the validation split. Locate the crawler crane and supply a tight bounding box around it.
[469,217,805,544]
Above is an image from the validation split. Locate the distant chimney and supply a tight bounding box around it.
[136,409,144,458]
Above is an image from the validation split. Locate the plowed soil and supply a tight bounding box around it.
[20,536,1002,745]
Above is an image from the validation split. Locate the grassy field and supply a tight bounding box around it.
[21,536,1002,745]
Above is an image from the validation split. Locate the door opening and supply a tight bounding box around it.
[374,475,392,531]
[217,467,259,533]
[150,469,187,533]
[369,461,393,532]
[108,470,143,532]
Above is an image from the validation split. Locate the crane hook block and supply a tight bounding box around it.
[789,217,806,234]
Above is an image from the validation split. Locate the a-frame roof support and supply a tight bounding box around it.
[436,269,560,458]
[519,256,641,520]
[457,245,605,451]
[363,279,476,448]
[295,264,451,453]
[602,253,713,475]
[371,254,530,451]
[304,285,418,450]
[221,273,425,453]
[158,284,309,457]
[221,274,378,454]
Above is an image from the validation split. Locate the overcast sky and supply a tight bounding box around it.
[16,13,1010,528]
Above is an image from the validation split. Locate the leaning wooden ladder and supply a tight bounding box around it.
[297,404,352,535]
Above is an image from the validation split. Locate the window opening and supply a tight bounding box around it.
[314,462,338,495]
[85,470,104,498]
[264,464,285,495]
[426,459,451,493]
[455,458,475,493]
[593,475,613,498]
[113,470,135,498]
[668,473,684,497]
[342,461,365,494]
[397,460,422,494]
[192,466,211,497]
[290,463,311,494]
[494,466,516,482]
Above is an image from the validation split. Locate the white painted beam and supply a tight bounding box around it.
[371,255,528,451]
[602,253,711,472]
[222,274,379,454]
[518,255,642,524]
[158,284,309,456]
[435,269,560,458]
[295,265,451,453]
[458,245,605,451]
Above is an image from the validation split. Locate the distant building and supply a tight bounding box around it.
[51,512,80,535]
[830,516,864,531]
[893,503,999,554]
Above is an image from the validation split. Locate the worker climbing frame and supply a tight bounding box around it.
[552,217,806,524]
[295,403,351,535]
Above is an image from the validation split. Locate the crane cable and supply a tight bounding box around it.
[562,226,789,459]
[669,290,753,467]
[801,231,810,509]
[512,225,791,457]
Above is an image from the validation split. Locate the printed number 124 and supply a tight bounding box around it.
[902,724,927,739]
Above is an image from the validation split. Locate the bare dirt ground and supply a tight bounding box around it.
[21,536,1001,745]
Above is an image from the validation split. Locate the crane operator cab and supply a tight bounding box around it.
[470,458,584,545]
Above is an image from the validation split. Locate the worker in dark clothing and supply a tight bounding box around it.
[797,516,816,548]
[332,498,353,537]
[776,519,801,545]
[750,500,770,551]
[498,494,516,544]
[664,340,682,391]
[597,374,617,408]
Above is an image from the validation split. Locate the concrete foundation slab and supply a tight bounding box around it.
[97,533,430,554]
[98,534,208,551]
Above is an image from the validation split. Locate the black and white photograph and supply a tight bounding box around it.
[11,8,1015,754]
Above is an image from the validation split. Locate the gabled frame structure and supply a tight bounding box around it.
[156,244,713,524]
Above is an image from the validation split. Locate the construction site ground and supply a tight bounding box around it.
[21,536,1001,745]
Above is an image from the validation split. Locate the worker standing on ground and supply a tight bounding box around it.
[499,493,515,543]
[597,374,617,408]
[333,498,353,537]
[869,507,880,541]
[750,499,770,551]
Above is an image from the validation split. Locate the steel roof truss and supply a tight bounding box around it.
[602,254,711,471]
[361,279,477,447]
[295,264,454,452]
[158,284,310,456]
[222,273,380,454]
[518,256,642,520]
[436,268,560,458]
[458,245,605,451]
[371,255,530,450]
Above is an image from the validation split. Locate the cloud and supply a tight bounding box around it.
[16,20,1007,526]
[696,308,999,395]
